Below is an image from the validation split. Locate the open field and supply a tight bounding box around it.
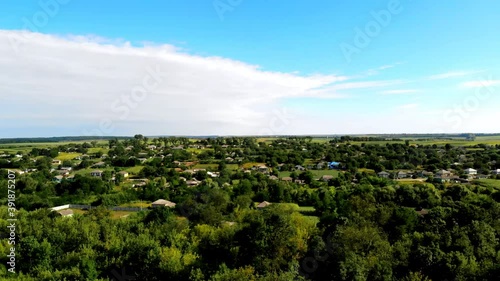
[0,140,109,154]
[111,211,134,219]
[192,163,240,170]
[125,165,144,175]
[254,135,500,147]
[119,201,151,208]
[474,179,500,189]
[279,169,340,179]
[242,162,266,169]
[55,152,82,161]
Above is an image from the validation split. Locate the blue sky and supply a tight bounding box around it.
[1,0,499,137]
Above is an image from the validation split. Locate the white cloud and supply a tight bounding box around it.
[428,71,478,80]
[1,30,359,137]
[461,80,500,88]
[397,103,419,109]
[364,62,404,76]
[381,89,419,95]
[2,30,496,137]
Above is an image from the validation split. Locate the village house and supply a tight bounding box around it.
[268,175,279,180]
[207,171,219,178]
[117,171,129,178]
[281,176,293,182]
[418,170,434,178]
[57,209,74,217]
[53,175,64,183]
[397,171,408,179]
[295,165,306,171]
[186,179,201,187]
[378,171,390,178]
[90,170,103,177]
[491,169,500,175]
[56,170,70,176]
[151,199,176,208]
[52,160,62,165]
[464,168,477,176]
[320,175,334,182]
[256,201,271,209]
[316,162,327,169]
[92,161,106,168]
[256,165,270,174]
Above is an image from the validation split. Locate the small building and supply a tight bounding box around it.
[92,162,106,167]
[56,170,70,176]
[320,175,334,182]
[295,165,306,171]
[316,162,326,169]
[90,170,103,177]
[186,179,200,187]
[256,201,271,209]
[151,199,176,208]
[464,168,477,175]
[52,160,62,165]
[268,175,279,180]
[328,162,341,169]
[281,177,293,182]
[118,171,129,178]
[415,208,429,217]
[53,175,64,183]
[378,171,390,178]
[57,209,74,217]
[435,169,452,178]
[397,171,408,179]
[492,169,500,175]
[418,170,434,178]
[257,165,269,174]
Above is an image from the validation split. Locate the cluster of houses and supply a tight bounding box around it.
[377,168,498,183]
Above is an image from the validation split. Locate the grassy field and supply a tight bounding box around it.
[111,211,134,219]
[279,169,340,179]
[0,140,109,155]
[55,152,82,161]
[358,168,376,174]
[193,163,219,170]
[88,147,110,154]
[125,165,144,175]
[474,179,500,188]
[119,201,151,208]
[190,163,239,171]
[74,167,115,175]
[242,162,266,169]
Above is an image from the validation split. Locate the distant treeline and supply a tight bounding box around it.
[0,136,131,144]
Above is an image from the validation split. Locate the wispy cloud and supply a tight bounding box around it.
[428,71,479,80]
[461,80,500,88]
[364,62,404,76]
[397,103,419,109]
[381,89,419,95]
